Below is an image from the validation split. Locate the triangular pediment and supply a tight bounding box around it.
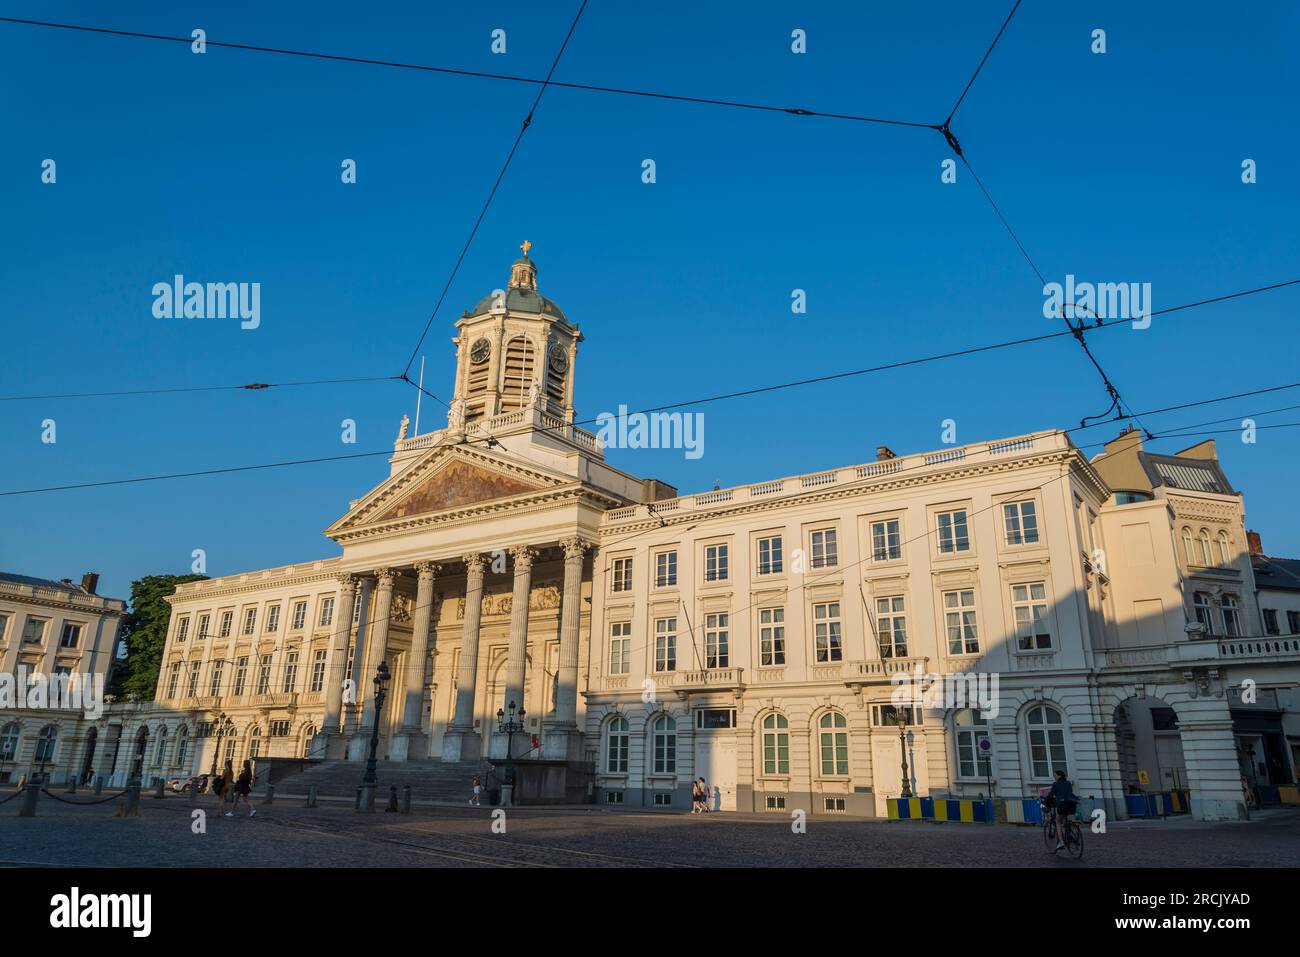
[327,444,573,538]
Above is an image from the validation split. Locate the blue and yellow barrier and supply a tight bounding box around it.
[1279,785,1299,805]
[1124,790,1191,817]
[886,797,993,823]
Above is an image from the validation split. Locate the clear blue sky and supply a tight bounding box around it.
[2,0,1297,600]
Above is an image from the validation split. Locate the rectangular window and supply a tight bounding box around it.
[1003,501,1040,545]
[608,622,631,675]
[219,611,233,638]
[612,558,633,593]
[765,795,787,811]
[319,597,335,627]
[756,535,784,575]
[310,649,327,692]
[233,657,249,697]
[813,602,843,662]
[695,708,737,730]
[166,662,181,699]
[186,661,201,698]
[705,613,730,669]
[291,601,307,631]
[956,714,991,779]
[1222,596,1242,638]
[759,608,786,666]
[824,797,847,812]
[266,605,281,633]
[208,660,224,697]
[1012,582,1052,650]
[176,617,190,642]
[652,792,673,807]
[1289,611,1300,635]
[1264,609,1280,636]
[937,510,971,553]
[810,529,838,568]
[22,618,47,644]
[256,654,273,695]
[345,647,355,683]
[59,622,82,649]
[605,790,625,804]
[270,720,291,737]
[242,608,257,636]
[871,704,923,727]
[944,590,979,655]
[653,618,677,673]
[0,614,8,642]
[654,551,677,588]
[871,519,901,562]
[704,544,729,582]
[282,651,299,693]
[875,596,908,658]
[197,614,210,639]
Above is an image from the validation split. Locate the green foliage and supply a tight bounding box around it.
[109,574,207,700]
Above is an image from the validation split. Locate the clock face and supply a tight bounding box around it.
[470,338,491,364]
[548,344,569,374]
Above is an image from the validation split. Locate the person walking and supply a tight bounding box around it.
[212,759,233,813]
[470,776,483,807]
[698,777,710,813]
[229,760,256,818]
[690,778,702,814]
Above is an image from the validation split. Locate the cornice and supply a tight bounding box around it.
[167,568,346,606]
[0,592,124,618]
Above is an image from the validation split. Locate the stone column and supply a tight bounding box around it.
[343,576,374,737]
[319,574,359,740]
[441,554,487,762]
[391,562,440,761]
[503,546,538,718]
[544,538,588,759]
[356,569,396,740]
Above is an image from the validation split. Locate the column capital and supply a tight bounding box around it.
[462,553,488,574]
[509,545,539,572]
[560,537,592,561]
[374,567,396,588]
[414,561,442,580]
[335,573,359,592]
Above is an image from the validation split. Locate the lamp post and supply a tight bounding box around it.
[893,708,912,799]
[358,662,391,811]
[496,700,526,806]
[208,712,229,781]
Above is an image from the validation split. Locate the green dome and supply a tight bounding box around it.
[470,286,567,320]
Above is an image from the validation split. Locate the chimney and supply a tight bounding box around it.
[1247,530,1263,557]
[81,572,100,595]
[876,446,897,461]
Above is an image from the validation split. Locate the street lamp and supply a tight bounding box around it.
[496,700,526,806]
[358,662,391,810]
[208,712,229,780]
[893,708,912,799]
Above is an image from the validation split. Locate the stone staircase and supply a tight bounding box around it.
[269,758,494,803]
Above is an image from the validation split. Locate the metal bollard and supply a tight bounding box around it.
[385,785,399,812]
[18,785,39,817]
[66,777,77,794]
[153,779,166,799]
[263,784,274,805]
[356,783,375,813]
[400,785,412,814]
[116,785,142,818]
[94,776,104,795]
[305,784,317,808]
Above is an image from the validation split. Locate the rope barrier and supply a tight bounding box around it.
[0,786,27,806]
[40,786,131,806]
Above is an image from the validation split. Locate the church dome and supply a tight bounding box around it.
[468,244,567,320]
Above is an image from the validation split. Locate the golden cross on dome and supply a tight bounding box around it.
[520,239,533,257]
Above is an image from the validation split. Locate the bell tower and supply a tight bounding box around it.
[448,242,581,427]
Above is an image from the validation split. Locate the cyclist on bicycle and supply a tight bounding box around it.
[1049,769,1077,850]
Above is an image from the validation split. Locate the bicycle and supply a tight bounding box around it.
[1041,800,1084,859]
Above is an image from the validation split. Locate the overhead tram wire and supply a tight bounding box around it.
[944,0,1024,127]
[0,373,402,403]
[399,0,589,380]
[0,16,937,132]
[8,376,1299,498]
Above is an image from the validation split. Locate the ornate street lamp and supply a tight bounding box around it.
[497,700,526,806]
[893,708,912,799]
[208,712,229,780]
[361,662,391,795]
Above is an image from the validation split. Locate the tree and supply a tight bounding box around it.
[109,574,207,700]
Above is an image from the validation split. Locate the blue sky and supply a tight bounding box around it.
[2,0,1298,600]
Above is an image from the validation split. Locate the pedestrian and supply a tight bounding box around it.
[699,777,710,812]
[212,759,233,813]
[690,779,701,814]
[228,760,256,818]
[470,776,482,807]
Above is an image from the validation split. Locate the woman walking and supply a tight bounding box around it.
[470,776,483,807]
[228,760,256,818]
[212,759,233,813]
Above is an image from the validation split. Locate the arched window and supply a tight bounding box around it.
[606,717,629,773]
[652,716,676,774]
[223,733,236,765]
[154,726,169,767]
[954,709,990,779]
[1198,529,1213,566]
[818,711,849,776]
[762,713,790,775]
[248,725,262,760]
[499,336,536,412]
[174,726,189,769]
[1222,595,1242,638]
[301,725,317,759]
[1181,528,1195,564]
[34,725,59,764]
[0,722,20,763]
[1217,531,1232,566]
[1025,705,1066,779]
[1193,592,1215,633]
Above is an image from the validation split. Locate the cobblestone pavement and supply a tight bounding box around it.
[2,793,1298,867]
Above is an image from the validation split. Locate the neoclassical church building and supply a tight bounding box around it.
[74,246,1300,821]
